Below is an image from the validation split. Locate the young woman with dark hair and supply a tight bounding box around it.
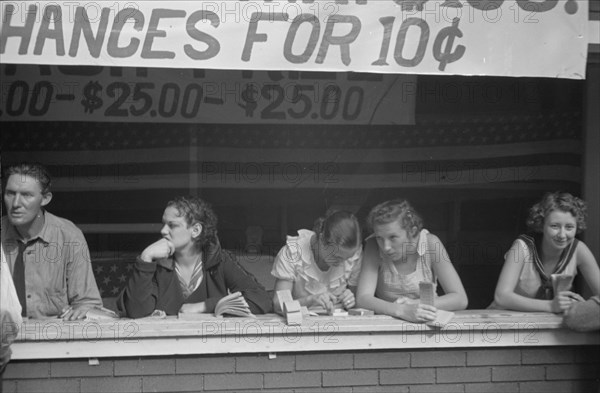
[119,196,272,318]
[271,210,362,314]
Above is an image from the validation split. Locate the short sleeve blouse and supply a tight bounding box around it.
[271,229,362,299]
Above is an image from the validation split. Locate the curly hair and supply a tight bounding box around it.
[526,192,587,234]
[4,162,52,194]
[313,210,361,249]
[166,196,218,249]
[366,199,423,237]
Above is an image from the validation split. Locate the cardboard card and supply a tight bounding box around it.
[551,274,574,294]
[419,281,435,306]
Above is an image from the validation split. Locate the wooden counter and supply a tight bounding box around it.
[10,310,598,360]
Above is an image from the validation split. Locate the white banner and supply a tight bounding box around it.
[0,1,589,79]
[0,65,416,124]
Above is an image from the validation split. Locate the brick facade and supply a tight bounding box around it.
[3,346,598,392]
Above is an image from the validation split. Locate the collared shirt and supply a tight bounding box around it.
[174,257,204,300]
[271,229,362,300]
[1,212,102,319]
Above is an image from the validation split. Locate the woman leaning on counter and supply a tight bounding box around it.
[118,196,272,318]
[491,192,600,313]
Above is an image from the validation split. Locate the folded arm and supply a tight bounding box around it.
[356,239,435,323]
[64,239,102,320]
[428,234,468,311]
[118,257,160,318]
[221,253,273,314]
[494,240,555,312]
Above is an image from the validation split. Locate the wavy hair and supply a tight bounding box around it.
[367,199,423,237]
[166,196,218,249]
[526,192,587,234]
[4,162,52,194]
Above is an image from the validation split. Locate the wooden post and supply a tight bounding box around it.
[583,63,599,260]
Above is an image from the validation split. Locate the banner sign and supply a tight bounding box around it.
[0,1,588,79]
[0,64,416,124]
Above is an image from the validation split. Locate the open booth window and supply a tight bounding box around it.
[1,3,599,391]
[0,66,587,309]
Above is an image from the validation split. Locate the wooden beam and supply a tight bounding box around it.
[583,64,600,261]
[10,311,599,360]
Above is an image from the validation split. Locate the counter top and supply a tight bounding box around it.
[10,310,598,360]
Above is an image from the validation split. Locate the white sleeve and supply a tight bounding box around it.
[1,242,23,366]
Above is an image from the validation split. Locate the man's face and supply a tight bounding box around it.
[4,174,51,227]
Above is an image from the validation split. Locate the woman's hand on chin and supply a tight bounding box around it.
[141,238,175,262]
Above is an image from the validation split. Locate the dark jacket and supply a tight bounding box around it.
[118,240,272,318]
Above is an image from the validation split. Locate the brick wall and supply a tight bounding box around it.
[2,346,598,392]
